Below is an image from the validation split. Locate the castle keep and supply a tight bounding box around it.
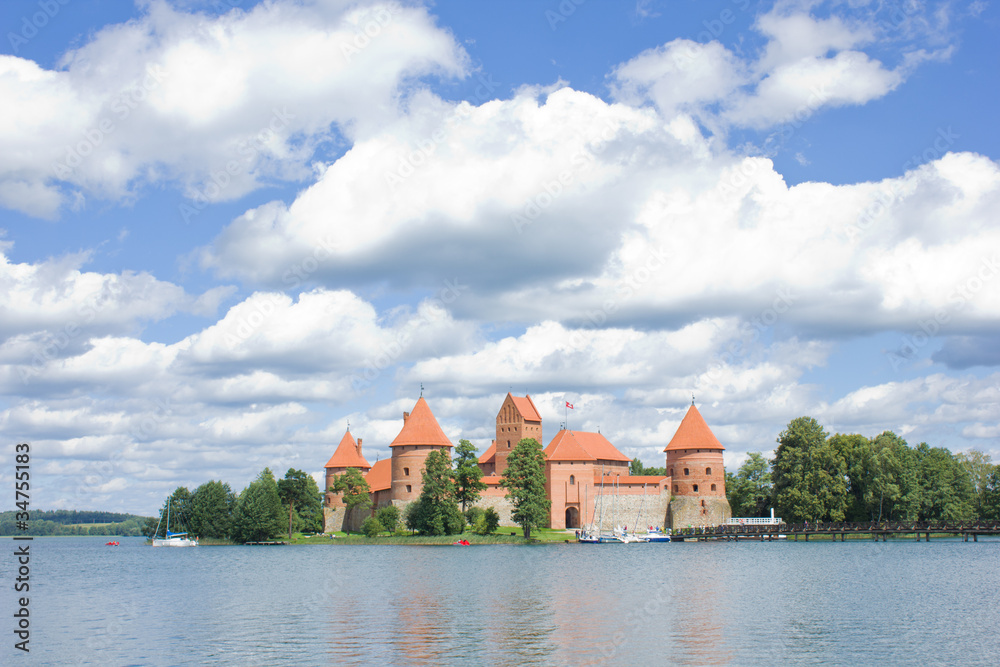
[323,394,732,532]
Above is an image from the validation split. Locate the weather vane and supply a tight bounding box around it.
[420,382,424,397]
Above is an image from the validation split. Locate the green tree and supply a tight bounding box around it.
[189,480,236,539]
[231,468,286,543]
[409,449,464,535]
[474,507,501,535]
[914,443,974,521]
[278,468,322,538]
[500,438,551,539]
[375,505,400,534]
[361,516,384,537]
[454,439,487,512]
[956,450,994,518]
[772,417,848,522]
[981,465,1000,520]
[331,467,372,535]
[725,452,772,517]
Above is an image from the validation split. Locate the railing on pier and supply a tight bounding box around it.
[673,519,1000,542]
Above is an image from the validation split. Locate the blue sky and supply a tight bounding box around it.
[1,0,998,514]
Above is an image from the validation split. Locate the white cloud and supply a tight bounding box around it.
[0,0,468,217]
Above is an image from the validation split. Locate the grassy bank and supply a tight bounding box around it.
[289,527,577,546]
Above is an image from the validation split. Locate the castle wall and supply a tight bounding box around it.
[323,506,368,533]
[390,444,443,502]
[582,490,672,532]
[667,496,732,529]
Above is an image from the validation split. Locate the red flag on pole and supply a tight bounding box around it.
[565,401,574,409]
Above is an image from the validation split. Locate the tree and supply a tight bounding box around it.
[500,438,551,539]
[189,480,236,539]
[331,467,372,535]
[361,516,384,537]
[771,417,848,522]
[454,439,487,512]
[725,452,772,517]
[376,505,400,534]
[474,507,500,535]
[231,468,286,543]
[630,458,666,476]
[409,450,464,535]
[956,450,994,518]
[277,469,322,538]
[914,443,974,521]
[981,465,1000,520]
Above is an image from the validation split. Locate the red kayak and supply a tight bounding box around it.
[452,539,471,546]
[105,541,119,546]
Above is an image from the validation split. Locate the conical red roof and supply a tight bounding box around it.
[324,429,371,469]
[390,397,453,448]
[544,430,631,462]
[664,404,724,451]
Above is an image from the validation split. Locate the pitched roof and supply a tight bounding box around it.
[510,394,542,422]
[390,397,453,448]
[544,430,631,463]
[324,429,371,470]
[365,459,391,492]
[478,441,496,464]
[664,404,725,451]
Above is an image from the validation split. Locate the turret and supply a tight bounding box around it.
[389,397,452,502]
[664,403,731,527]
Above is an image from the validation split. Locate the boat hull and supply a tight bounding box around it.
[152,537,198,547]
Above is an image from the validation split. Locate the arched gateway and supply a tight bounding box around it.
[565,506,579,529]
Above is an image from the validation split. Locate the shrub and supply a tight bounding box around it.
[474,507,500,535]
[376,505,400,534]
[465,506,484,527]
[361,516,383,538]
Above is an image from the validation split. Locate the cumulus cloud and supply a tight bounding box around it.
[0,0,467,217]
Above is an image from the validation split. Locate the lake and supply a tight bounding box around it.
[2,536,998,665]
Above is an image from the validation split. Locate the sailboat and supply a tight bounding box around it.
[151,498,198,547]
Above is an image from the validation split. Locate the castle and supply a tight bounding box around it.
[323,394,732,532]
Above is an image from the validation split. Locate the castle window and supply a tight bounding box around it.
[404,468,409,476]
[669,468,673,475]
[701,499,705,507]
[508,440,511,448]
[673,484,678,492]
[684,468,689,476]
[706,467,712,475]
[711,484,717,491]
[693,484,699,492]
[570,475,575,485]
[406,485,411,493]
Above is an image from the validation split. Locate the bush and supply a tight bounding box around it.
[376,505,400,534]
[361,516,383,538]
[465,506,484,527]
[474,507,500,535]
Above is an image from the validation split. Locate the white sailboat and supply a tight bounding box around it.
[151,499,198,547]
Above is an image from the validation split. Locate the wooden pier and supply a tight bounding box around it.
[672,519,1000,542]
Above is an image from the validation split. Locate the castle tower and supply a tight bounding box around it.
[494,393,542,476]
[664,403,731,528]
[389,397,453,503]
[324,429,371,508]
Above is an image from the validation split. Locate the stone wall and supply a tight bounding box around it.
[667,496,732,530]
[323,506,368,533]
[470,495,516,527]
[584,492,671,532]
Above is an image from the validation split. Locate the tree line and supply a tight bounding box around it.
[0,511,151,536]
[146,468,323,543]
[726,416,1000,523]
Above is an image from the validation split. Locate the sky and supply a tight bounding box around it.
[1,0,998,516]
